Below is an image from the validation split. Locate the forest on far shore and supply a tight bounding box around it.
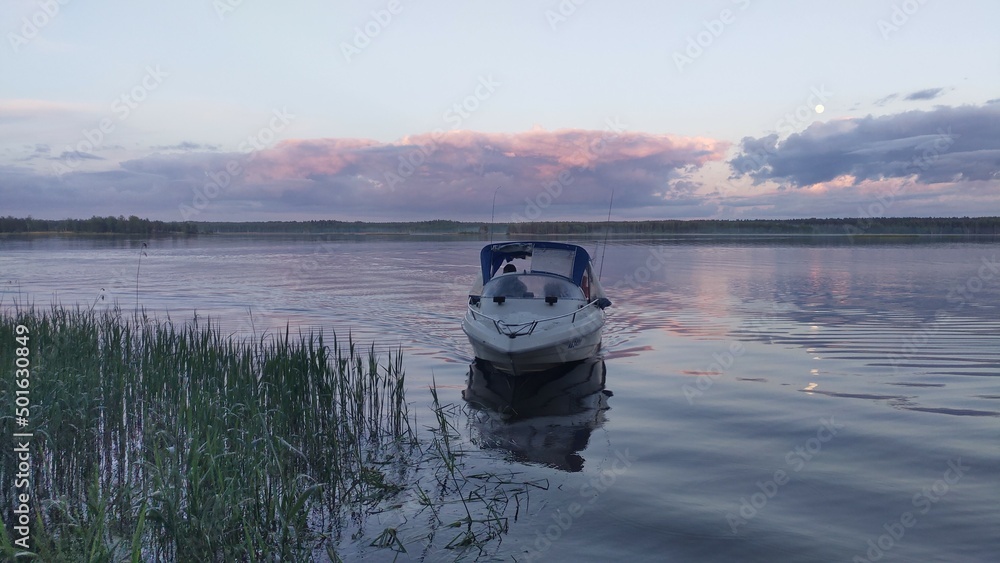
[2,215,999,236]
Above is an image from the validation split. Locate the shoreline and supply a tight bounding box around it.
[3,215,999,237]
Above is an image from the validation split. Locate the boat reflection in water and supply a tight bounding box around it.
[462,357,611,472]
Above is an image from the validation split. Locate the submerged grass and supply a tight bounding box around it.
[0,304,415,561]
[422,379,548,557]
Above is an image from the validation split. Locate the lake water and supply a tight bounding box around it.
[3,235,999,562]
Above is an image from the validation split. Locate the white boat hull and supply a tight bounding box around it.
[462,300,604,374]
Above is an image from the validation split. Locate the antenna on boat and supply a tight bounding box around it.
[490,185,501,244]
[598,189,614,280]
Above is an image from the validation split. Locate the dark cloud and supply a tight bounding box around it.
[119,151,231,180]
[729,104,1000,187]
[716,176,999,219]
[0,162,183,220]
[6,114,995,222]
[230,130,729,219]
[874,88,946,107]
[874,93,898,107]
[0,129,729,221]
[52,151,104,161]
[905,88,945,101]
[16,144,52,162]
[150,141,222,151]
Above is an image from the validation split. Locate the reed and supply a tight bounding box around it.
[422,380,547,556]
[0,305,414,561]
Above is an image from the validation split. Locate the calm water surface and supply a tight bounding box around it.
[3,235,999,562]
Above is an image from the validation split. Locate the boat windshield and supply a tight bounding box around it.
[482,274,585,300]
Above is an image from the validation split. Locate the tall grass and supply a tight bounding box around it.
[0,305,412,561]
[422,379,547,555]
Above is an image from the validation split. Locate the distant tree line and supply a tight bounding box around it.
[0,215,198,235]
[0,216,483,235]
[3,215,999,236]
[196,219,485,234]
[507,217,1000,236]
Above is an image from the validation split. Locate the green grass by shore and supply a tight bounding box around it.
[0,306,524,561]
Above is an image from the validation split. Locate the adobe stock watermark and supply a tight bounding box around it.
[7,0,73,53]
[729,85,833,180]
[672,0,752,73]
[774,85,833,138]
[725,85,832,196]
[522,448,637,562]
[51,65,169,175]
[229,235,405,337]
[443,74,500,129]
[851,458,969,562]
[178,107,295,219]
[509,168,573,222]
[878,0,932,40]
[229,242,334,337]
[887,254,998,373]
[738,297,794,345]
[681,341,747,404]
[945,255,1000,312]
[610,246,675,293]
[340,0,404,64]
[508,117,626,223]
[843,128,954,238]
[727,417,844,534]
[382,74,499,191]
[545,0,588,31]
[213,0,250,20]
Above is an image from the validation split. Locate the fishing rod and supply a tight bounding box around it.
[598,189,614,281]
[490,185,501,244]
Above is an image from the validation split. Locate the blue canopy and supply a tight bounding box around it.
[479,241,592,286]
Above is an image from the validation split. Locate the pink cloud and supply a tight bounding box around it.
[1,127,733,221]
[117,127,728,219]
[0,98,95,120]
[243,128,729,197]
[245,138,380,181]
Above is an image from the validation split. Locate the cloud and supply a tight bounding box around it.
[715,175,1000,220]
[321,131,717,217]
[0,128,730,221]
[0,99,94,122]
[150,141,222,151]
[874,93,898,107]
[16,144,52,162]
[729,104,1000,188]
[4,111,995,222]
[874,88,946,108]
[233,129,728,215]
[904,88,945,101]
[52,150,103,161]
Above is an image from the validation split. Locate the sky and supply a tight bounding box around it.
[2,0,999,223]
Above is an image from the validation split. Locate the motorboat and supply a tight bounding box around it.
[463,357,611,472]
[462,241,611,374]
